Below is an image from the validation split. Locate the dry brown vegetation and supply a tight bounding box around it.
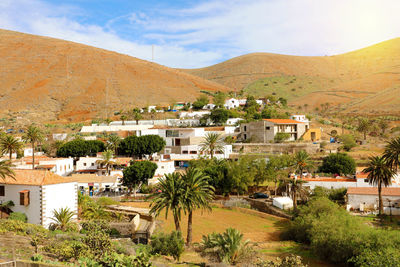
[0,29,229,123]
[183,38,400,115]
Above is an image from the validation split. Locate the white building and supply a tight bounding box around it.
[70,174,122,195]
[347,187,400,215]
[224,98,240,109]
[13,157,74,177]
[203,103,216,110]
[273,197,293,210]
[0,170,78,228]
[80,124,154,134]
[290,115,309,123]
[226,118,244,126]
[179,111,210,119]
[148,160,176,184]
[52,133,68,141]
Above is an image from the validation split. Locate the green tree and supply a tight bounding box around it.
[357,118,370,140]
[338,134,357,151]
[274,133,290,143]
[122,161,157,195]
[200,133,225,159]
[377,119,389,135]
[285,178,307,212]
[0,135,23,160]
[150,173,184,232]
[383,137,400,171]
[50,207,75,231]
[0,160,15,181]
[213,92,227,108]
[319,153,356,176]
[57,139,105,158]
[210,108,229,125]
[128,108,142,125]
[22,125,44,169]
[266,155,292,195]
[150,231,185,261]
[96,150,115,175]
[181,168,214,246]
[192,95,209,110]
[363,156,395,215]
[119,135,165,159]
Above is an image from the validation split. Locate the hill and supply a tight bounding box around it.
[183,39,400,115]
[0,29,229,122]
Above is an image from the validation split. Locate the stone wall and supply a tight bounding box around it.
[233,143,320,154]
[244,198,292,219]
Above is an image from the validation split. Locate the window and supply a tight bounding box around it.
[166,130,179,137]
[190,151,197,154]
[91,163,95,166]
[265,126,270,130]
[182,150,188,154]
[19,190,30,206]
[0,186,4,196]
[83,163,87,166]
[244,134,247,139]
[244,126,247,131]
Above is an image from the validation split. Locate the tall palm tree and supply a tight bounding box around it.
[107,135,121,155]
[292,150,312,179]
[0,135,23,160]
[50,207,75,231]
[285,177,307,212]
[181,168,214,246]
[357,118,370,141]
[149,173,184,232]
[22,125,44,169]
[200,133,225,159]
[0,160,15,181]
[363,156,395,216]
[383,137,400,171]
[96,149,115,175]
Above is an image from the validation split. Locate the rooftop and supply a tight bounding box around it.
[0,170,76,186]
[303,177,356,182]
[347,187,400,196]
[69,174,119,184]
[263,119,304,124]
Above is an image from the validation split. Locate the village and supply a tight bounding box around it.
[0,93,399,266]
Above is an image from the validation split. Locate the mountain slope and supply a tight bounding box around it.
[0,29,229,122]
[183,39,400,115]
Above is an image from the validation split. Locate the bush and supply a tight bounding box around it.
[0,219,47,236]
[150,231,185,261]
[319,153,356,175]
[274,133,290,143]
[8,212,28,222]
[338,134,357,151]
[95,197,118,206]
[257,254,307,267]
[282,197,400,265]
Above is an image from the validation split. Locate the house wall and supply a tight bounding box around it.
[348,194,400,210]
[303,181,356,190]
[42,158,74,176]
[42,182,78,228]
[301,128,322,141]
[0,184,42,225]
[76,157,99,171]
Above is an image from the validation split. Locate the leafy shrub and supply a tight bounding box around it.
[257,254,307,266]
[8,212,27,222]
[150,231,185,261]
[95,197,118,206]
[282,198,400,265]
[274,133,290,143]
[198,228,250,264]
[31,254,44,262]
[0,219,47,235]
[338,134,357,151]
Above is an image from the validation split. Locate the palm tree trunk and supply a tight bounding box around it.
[9,151,12,160]
[210,149,214,159]
[378,181,383,216]
[274,180,277,196]
[32,143,35,169]
[364,131,367,140]
[292,188,297,212]
[173,213,181,232]
[186,210,193,246]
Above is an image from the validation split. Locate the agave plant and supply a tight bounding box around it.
[199,228,249,264]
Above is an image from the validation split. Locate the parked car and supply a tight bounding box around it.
[249,192,269,199]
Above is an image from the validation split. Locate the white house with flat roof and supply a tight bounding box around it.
[0,170,78,228]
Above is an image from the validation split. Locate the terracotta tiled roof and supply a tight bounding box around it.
[204,127,225,131]
[69,174,119,184]
[0,170,76,186]
[263,119,304,124]
[35,164,56,169]
[347,187,400,196]
[303,177,356,182]
[356,172,369,179]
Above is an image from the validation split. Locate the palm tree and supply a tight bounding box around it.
[363,156,395,216]
[0,160,15,181]
[357,118,370,141]
[129,108,142,125]
[96,149,115,175]
[120,114,127,125]
[0,135,23,160]
[50,207,75,231]
[107,135,121,155]
[82,203,109,220]
[292,150,312,179]
[150,173,184,232]
[200,133,225,159]
[22,125,44,169]
[285,177,307,212]
[383,137,400,171]
[181,168,214,246]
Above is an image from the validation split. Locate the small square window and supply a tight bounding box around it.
[0,186,4,197]
[91,163,95,166]
[19,190,30,206]
[83,163,87,166]
[266,126,270,130]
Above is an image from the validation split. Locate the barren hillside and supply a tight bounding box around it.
[183,39,400,115]
[0,29,229,122]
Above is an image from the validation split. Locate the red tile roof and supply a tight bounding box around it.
[347,187,400,196]
[263,119,304,124]
[0,170,76,186]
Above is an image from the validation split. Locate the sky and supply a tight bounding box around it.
[1,0,400,68]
